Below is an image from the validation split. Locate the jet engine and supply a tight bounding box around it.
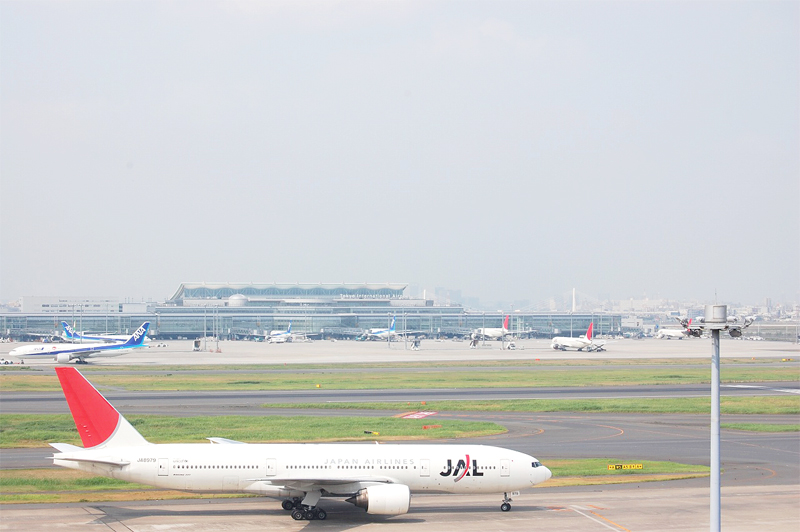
[346,484,410,515]
[56,354,72,364]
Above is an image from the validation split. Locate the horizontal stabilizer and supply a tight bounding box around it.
[207,437,247,445]
[49,442,83,453]
[52,455,130,467]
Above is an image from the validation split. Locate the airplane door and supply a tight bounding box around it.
[158,458,169,476]
[500,459,510,477]
[266,458,277,476]
[420,459,430,477]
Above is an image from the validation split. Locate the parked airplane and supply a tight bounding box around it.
[50,367,551,521]
[365,317,397,339]
[268,322,293,343]
[655,327,690,340]
[655,318,698,340]
[551,323,605,351]
[267,322,320,343]
[472,315,510,341]
[61,321,132,343]
[9,323,150,363]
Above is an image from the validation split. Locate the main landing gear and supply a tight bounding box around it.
[500,492,513,512]
[282,497,327,521]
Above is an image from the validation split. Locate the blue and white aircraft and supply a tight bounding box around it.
[267,322,293,343]
[366,317,397,339]
[61,322,132,343]
[10,322,150,364]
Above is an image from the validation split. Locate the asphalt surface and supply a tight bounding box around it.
[1,339,798,530]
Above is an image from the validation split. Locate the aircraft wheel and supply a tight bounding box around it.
[291,509,304,520]
[316,508,327,520]
[281,500,294,511]
[500,502,511,512]
[304,509,316,520]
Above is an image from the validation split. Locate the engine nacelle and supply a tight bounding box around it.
[346,484,410,515]
[55,353,72,364]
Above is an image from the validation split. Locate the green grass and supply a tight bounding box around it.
[547,458,709,477]
[262,396,800,415]
[720,423,800,432]
[0,414,504,448]
[1,365,797,392]
[0,470,151,492]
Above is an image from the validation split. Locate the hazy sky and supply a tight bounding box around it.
[1,1,798,306]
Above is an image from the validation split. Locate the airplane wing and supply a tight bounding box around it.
[249,475,395,496]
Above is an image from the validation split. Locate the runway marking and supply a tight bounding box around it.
[570,505,631,531]
[723,384,800,395]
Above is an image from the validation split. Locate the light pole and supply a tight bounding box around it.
[686,304,753,532]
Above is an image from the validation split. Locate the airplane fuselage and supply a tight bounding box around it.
[54,442,550,497]
[9,342,136,360]
[550,336,591,350]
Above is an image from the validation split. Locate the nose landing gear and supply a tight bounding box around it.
[500,492,513,512]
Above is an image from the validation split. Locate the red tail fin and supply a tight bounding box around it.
[55,367,120,448]
[55,367,148,448]
[503,315,510,329]
[586,322,593,341]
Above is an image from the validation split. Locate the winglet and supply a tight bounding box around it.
[503,315,510,330]
[390,316,396,332]
[55,367,148,449]
[287,321,291,333]
[586,322,593,341]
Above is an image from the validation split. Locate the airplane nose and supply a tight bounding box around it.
[544,466,552,481]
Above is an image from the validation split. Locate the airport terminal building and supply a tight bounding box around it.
[2,283,622,341]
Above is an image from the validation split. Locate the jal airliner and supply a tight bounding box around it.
[551,323,605,351]
[472,315,510,340]
[51,367,551,521]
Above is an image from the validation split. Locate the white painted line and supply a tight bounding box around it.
[570,506,625,531]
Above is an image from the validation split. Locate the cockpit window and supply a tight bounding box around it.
[532,461,541,468]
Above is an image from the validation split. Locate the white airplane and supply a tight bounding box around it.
[655,318,696,340]
[551,323,605,351]
[655,328,690,340]
[472,315,510,340]
[267,322,293,343]
[365,316,398,339]
[51,367,551,521]
[9,322,150,364]
[61,321,133,343]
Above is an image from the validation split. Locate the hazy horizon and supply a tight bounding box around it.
[2,1,798,306]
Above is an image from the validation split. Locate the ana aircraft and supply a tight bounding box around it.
[51,367,551,521]
[365,317,398,339]
[61,321,133,343]
[10,322,150,363]
[268,322,293,343]
[551,323,605,351]
[472,315,510,340]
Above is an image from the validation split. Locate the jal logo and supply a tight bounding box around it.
[439,455,483,482]
[133,325,147,341]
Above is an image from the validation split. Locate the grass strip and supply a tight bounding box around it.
[719,423,800,432]
[0,414,504,448]
[1,366,797,391]
[262,396,800,415]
